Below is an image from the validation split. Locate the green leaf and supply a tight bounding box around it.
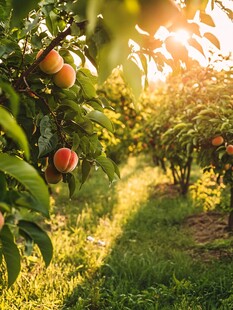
[0,172,7,201]
[204,32,220,49]
[15,192,49,216]
[11,0,39,27]
[200,11,215,27]
[110,158,120,179]
[0,202,11,212]
[0,225,21,287]
[0,106,29,160]
[95,155,115,182]
[0,154,50,218]
[67,173,76,199]
[77,70,97,99]
[86,110,114,133]
[18,229,34,257]
[58,99,82,115]
[123,58,142,99]
[74,117,94,135]
[0,81,19,117]
[38,133,58,158]
[38,115,58,157]
[70,47,86,66]
[81,159,92,184]
[18,220,53,267]
[72,133,81,151]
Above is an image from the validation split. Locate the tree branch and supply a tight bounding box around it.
[14,20,88,90]
[20,85,67,146]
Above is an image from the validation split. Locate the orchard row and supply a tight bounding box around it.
[135,63,233,202]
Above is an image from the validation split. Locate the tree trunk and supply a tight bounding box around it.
[180,156,192,196]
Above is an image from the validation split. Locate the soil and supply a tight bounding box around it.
[183,211,233,262]
[184,211,229,244]
[153,182,233,261]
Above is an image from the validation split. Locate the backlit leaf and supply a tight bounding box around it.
[18,220,53,267]
[95,155,115,182]
[0,106,29,160]
[0,225,21,287]
[86,110,114,133]
[200,11,215,27]
[188,38,205,56]
[204,32,220,49]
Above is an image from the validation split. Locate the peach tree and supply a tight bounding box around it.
[140,62,233,216]
[0,0,228,287]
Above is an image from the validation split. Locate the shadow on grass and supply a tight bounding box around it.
[59,157,233,310]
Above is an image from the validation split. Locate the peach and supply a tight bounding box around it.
[36,49,64,74]
[211,136,224,147]
[226,145,233,155]
[53,64,76,89]
[45,164,63,184]
[53,148,78,173]
[225,164,231,170]
[0,211,4,230]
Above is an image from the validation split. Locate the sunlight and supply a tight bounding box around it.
[172,29,190,45]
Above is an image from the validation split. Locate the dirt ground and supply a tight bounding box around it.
[154,182,233,261]
[184,211,229,243]
[184,211,233,261]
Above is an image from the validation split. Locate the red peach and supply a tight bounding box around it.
[45,164,63,184]
[211,136,224,147]
[0,211,4,230]
[36,49,64,74]
[226,145,233,155]
[53,148,79,173]
[53,64,76,89]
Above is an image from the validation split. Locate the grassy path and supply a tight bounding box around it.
[1,156,233,309]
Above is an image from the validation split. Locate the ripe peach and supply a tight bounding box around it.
[53,148,78,173]
[45,164,63,184]
[211,136,224,147]
[225,164,231,170]
[226,145,233,155]
[53,64,76,89]
[36,49,64,74]
[0,211,4,230]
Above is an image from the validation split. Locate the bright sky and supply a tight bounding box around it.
[208,0,233,54]
[148,0,233,82]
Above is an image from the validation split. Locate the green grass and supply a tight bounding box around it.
[1,155,233,309]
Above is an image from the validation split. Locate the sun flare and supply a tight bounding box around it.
[172,29,190,45]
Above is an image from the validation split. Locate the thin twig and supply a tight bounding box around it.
[14,20,88,90]
[20,79,66,145]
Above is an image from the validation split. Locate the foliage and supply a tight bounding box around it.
[98,70,143,163]
[190,169,225,211]
[139,61,233,196]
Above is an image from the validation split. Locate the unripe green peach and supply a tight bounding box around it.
[0,211,4,230]
[53,148,79,173]
[36,49,64,74]
[53,64,76,89]
[45,164,63,184]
